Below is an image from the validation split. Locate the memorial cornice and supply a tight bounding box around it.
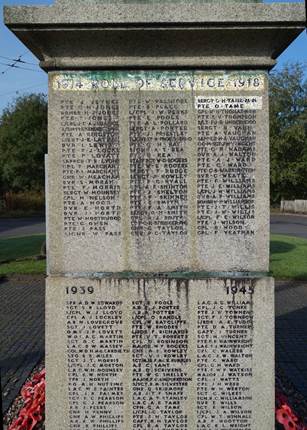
[4,3,306,70]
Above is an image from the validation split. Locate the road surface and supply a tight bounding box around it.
[271,214,307,239]
[0,214,306,239]
[0,217,45,238]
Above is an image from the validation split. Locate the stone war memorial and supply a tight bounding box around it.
[4,0,306,429]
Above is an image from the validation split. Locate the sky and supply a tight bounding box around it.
[0,0,306,113]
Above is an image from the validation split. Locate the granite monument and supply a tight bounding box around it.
[4,0,306,429]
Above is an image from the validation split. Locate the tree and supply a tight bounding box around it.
[269,63,307,203]
[0,93,47,192]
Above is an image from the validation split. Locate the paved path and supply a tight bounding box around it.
[0,276,306,414]
[0,276,45,413]
[276,280,307,398]
[271,214,307,239]
[0,218,45,239]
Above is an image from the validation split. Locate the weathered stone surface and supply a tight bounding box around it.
[4,3,305,70]
[47,70,269,274]
[46,276,274,430]
[56,0,263,3]
[6,2,304,25]
[5,2,304,429]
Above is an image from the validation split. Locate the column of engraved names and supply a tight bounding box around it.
[197,109,256,235]
[129,98,189,237]
[60,98,121,237]
[197,285,253,429]
[65,295,124,429]
[132,299,191,429]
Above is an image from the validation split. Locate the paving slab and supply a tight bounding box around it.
[0,275,45,413]
[276,280,307,398]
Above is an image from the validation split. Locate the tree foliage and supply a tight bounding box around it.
[0,93,47,193]
[269,63,307,203]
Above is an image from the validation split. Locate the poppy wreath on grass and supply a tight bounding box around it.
[276,391,307,430]
[8,369,45,430]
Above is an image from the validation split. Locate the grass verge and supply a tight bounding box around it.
[270,234,307,280]
[0,234,46,275]
[0,234,46,263]
[0,233,306,279]
[0,259,46,275]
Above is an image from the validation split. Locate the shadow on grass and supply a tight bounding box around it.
[270,236,307,280]
[287,273,307,281]
[270,241,296,254]
[0,235,46,263]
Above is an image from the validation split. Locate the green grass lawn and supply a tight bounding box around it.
[270,234,307,280]
[0,234,46,275]
[0,234,46,263]
[0,259,46,275]
[0,233,306,279]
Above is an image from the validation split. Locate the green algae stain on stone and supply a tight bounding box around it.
[51,70,265,92]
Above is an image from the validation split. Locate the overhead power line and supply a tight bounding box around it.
[0,55,38,66]
[0,61,43,74]
[1,54,23,75]
[0,52,43,75]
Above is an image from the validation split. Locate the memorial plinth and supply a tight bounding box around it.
[4,1,306,429]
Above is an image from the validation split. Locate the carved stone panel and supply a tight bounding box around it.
[48,71,269,273]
